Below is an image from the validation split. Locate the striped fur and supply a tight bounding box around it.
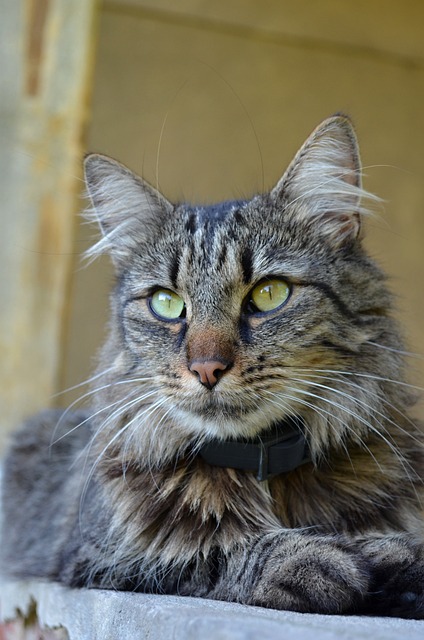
[2,116,424,617]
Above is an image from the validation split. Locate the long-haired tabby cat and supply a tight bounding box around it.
[2,115,424,618]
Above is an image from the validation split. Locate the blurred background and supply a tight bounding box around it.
[1,0,424,450]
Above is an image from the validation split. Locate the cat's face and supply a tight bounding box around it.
[84,116,388,450]
[114,196,371,442]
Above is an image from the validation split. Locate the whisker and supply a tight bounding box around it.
[122,396,170,469]
[72,389,159,472]
[293,387,405,478]
[289,377,409,467]
[366,341,424,360]
[297,367,424,392]
[77,393,165,531]
[50,376,156,446]
[52,366,116,398]
[291,371,423,446]
[50,396,128,446]
[263,388,367,470]
[155,79,189,192]
[78,420,137,527]
[262,389,334,458]
[283,382,421,489]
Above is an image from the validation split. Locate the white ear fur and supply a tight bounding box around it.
[271,115,379,246]
[84,154,173,264]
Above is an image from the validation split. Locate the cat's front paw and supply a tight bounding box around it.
[358,534,424,619]
[247,533,369,614]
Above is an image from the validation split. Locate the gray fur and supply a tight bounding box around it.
[2,116,424,617]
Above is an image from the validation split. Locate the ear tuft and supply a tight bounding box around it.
[271,115,380,246]
[83,154,172,265]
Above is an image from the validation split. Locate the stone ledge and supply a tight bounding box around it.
[1,578,424,640]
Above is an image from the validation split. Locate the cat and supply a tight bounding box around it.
[2,115,424,618]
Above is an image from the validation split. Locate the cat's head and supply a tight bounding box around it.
[84,116,399,460]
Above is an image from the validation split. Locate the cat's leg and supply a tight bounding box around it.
[209,530,370,614]
[355,533,424,618]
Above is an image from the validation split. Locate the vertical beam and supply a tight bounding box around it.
[0,0,99,449]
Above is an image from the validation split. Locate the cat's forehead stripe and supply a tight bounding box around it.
[176,200,250,280]
[240,246,253,284]
[168,252,180,290]
[183,200,248,227]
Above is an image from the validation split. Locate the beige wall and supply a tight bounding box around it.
[2,0,424,442]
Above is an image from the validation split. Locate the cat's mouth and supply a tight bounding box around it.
[174,389,299,441]
[187,400,254,420]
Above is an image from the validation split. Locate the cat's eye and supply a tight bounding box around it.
[248,278,291,313]
[150,289,185,320]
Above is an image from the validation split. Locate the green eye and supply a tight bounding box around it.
[249,278,291,313]
[150,289,185,320]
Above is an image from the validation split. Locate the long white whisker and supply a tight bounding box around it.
[286,384,403,478]
[78,393,166,530]
[121,396,169,469]
[366,341,424,359]
[283,382,420,489]
[51,396,127,446]
[297,367,423,392]
[52,366,116,398]
[50,376,155,445]
[262,389,324,450]
[78,420,138,527]
[72,389,159,471]
[291,371,423,446]
[263,387,372,471]
[292,376,399,433]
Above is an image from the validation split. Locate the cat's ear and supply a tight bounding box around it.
[271,115,374,247]
[84,154,173,264]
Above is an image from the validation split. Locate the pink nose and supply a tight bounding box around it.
[189,359,231,389]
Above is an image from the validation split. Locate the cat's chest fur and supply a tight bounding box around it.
[97,433,422,574]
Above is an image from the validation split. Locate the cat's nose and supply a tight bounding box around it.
[189,359,231,390]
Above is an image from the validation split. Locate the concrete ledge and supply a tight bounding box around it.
[1,578,424,639]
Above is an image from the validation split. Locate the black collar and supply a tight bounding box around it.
[198,417,310,482]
